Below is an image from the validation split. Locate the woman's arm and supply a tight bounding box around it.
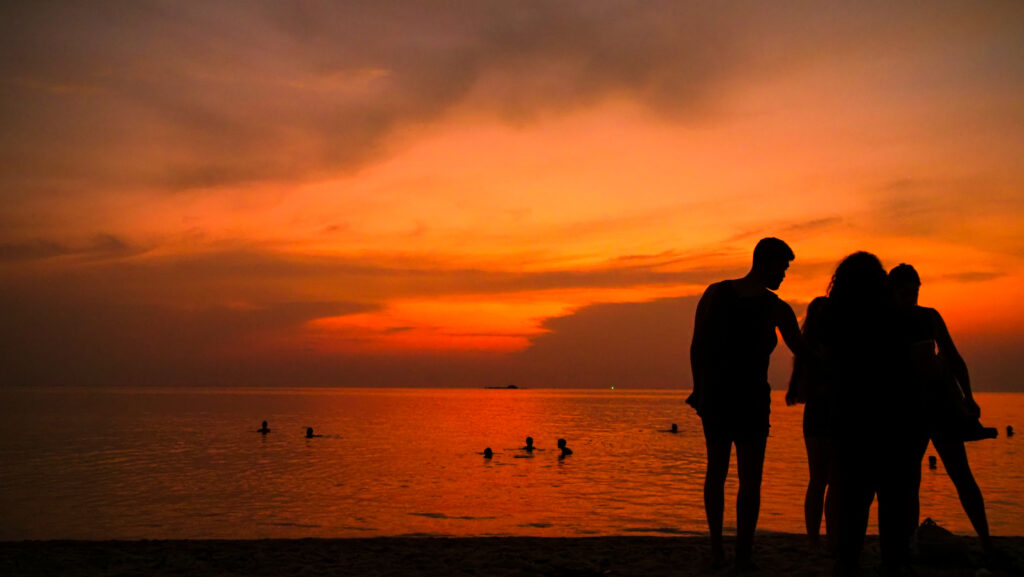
[931,308,978,416]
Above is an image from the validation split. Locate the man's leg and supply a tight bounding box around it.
[735,434,768,567]
[705,436,732,565]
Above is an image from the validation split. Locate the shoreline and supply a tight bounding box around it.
[3,533,1023,576]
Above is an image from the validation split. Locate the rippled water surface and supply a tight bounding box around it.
[0,387,1021,540]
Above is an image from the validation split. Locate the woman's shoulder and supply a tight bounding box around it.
[919,306,946,331]
[797,296,831,338]
[908,305,942,324]
[804,296,830,315]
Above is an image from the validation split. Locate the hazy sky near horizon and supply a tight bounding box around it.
[2,1,1023,389]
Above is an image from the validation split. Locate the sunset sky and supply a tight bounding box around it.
[2,1,1022,389]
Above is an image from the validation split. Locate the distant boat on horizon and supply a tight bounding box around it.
[485,384,520,390]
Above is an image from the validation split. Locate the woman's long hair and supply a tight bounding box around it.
[827,251,888,309]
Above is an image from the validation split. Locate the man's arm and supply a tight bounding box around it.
[776,300,806,406]
[776,300,806,358]
[686,285,715,411]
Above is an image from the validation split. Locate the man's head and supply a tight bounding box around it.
[752,237,795,290]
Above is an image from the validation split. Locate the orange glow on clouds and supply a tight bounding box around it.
[308,299,555,354]
[2,2,1023,388]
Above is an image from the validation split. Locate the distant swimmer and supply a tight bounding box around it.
[928,455,938,470]
[483,447,493,459]
[305,427,322,438]
[523,436,535,452]
[1008,426,1015,437]
[257,421,270,434]
[557,438,573,457]
[662,423,679,434]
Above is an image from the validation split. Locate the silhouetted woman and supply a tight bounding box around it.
[818,252,927,575]
[888,264,993,555]
[787,296,835,550]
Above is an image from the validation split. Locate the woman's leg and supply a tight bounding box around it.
[934,438,991,551]
[805,435,832,546]
[909,438,930,532]
[878,436,927,571]
[835,438,875,572]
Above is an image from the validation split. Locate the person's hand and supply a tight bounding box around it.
[964,397,981,419]
[785,389,798,406]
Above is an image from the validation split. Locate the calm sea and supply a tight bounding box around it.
[0,387,1021,540]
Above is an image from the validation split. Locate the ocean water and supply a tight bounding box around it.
[0,387,1020,540]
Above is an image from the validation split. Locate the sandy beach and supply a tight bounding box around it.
[2,533,1022,577]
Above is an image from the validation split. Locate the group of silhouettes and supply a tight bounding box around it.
[483,436,573,459]
[256,421,321,439]
[687,237,1005,575]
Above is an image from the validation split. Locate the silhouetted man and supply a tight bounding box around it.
[687,237,804,569]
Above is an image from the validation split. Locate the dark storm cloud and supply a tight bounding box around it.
[0,239,68,261]
[958,333,1024,393]
[4,1,1017,195]
[0,245,734,387]
[80,247,737,301]
[1,243,740,310]
[0,234,139,262]
[867,177,1022,251]
[510,295,810,389]
[0,289,376,386]
[512,297,698,388]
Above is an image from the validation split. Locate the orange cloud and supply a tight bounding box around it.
[1,2,1023,390]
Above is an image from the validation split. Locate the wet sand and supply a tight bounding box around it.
[2,533,1022,576]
